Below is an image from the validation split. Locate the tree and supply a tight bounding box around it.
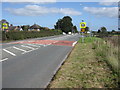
[21,25,30,31]
[54,19,63,30]
[72,26,78,33]
[10,24,13,26]
[99,27,108,37]
[54,16,73,34]
[111,30,116,33]
[100,27,107,33]
[85,27,89,33]
[97,29,101,33]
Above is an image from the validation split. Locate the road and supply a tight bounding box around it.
[1,34,80,88]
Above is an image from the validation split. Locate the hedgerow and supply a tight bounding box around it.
[2,29,62,41]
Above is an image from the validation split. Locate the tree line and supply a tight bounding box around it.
[92,27,120,37]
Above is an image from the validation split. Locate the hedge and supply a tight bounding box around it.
[2,29,62,41]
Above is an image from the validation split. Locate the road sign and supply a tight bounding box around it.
[2,23,8,30]
[81,28,85,32]
[80,22,86,29]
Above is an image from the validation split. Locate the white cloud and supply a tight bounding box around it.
[83,7,118,18]
[5,5,82,16]
[99,0,119,6]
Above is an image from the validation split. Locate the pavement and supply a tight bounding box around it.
[1,34,80,88]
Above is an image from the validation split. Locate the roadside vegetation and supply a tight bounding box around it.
[48,36,119,88]
[1,16,79,42]
[93,36,119,75]
[2,29,62,42]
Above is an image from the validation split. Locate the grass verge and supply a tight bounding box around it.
[48,37,118,88]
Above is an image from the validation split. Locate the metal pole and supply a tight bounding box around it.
[82,32,84,43]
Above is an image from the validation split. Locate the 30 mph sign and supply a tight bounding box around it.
[80,22,86,29]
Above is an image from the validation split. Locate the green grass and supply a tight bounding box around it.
[48,37,118,88]
[0,40,14,43]
[92,37,119,84]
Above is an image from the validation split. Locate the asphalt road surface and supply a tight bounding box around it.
[1,34,80,88]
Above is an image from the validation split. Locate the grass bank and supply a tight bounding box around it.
[48,37,118,88]
[93,36,119,76]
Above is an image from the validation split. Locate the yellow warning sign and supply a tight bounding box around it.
[80,22,86,29]
[2,23,8,30]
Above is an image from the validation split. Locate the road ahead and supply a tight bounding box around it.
[1,34,80,88]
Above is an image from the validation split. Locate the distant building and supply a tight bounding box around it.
[0,20,49,32]
[9,24,16,31]
[30,24,41,31]
[8,24,22,31]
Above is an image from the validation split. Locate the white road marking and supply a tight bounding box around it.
[22,49,36,54]
[13,46,27,52]
[21,45,40,54]
[27,44,41,47]
[53,41,58,44]
[72,41,77,47]
[36,44,46,47]
[21,45,35,50]
[48,43,51,45]
[3,49,16,56]
[0,58,8,62]
[42,44,46,47]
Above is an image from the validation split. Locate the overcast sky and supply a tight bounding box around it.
[1,0,119,31]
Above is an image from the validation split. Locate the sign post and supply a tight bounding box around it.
[80,20,86,43]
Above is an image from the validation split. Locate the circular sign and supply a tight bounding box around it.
[81,24,85,27]
[4,25,7,27]
[2,23,8,29]
[80,22,86,29]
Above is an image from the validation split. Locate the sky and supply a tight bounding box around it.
[1,0,119,31]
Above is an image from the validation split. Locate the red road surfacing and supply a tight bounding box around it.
[9,40,75,47]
